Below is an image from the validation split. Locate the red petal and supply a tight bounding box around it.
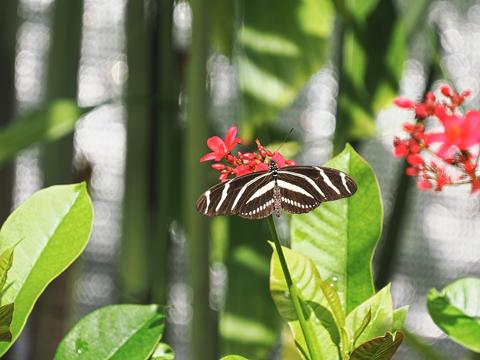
[407,154,424,166]
[285,160,296,166]
[272,152,286,167]
[207,136,227,153]
[394,97,415,108]
[254,163,269,171]
[224,126,241,150]
[211,163,226,170]
[234,165,252,177]
[440,85,452,97]
[200,152,223,162]
[417,179,432,190]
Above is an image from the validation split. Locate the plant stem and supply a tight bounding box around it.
[267,216,320,360]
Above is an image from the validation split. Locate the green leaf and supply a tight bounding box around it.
[353,309,372,345]
[235,0,335,137]
[427,277,480,352]
[346,286,393,348]
[350,332,404,360]
[291,144,383,314]
[0,100,92,166]
[0,183,93,356]
[55,304,164,360]
[270,245,344,360]
[334,0,406,152]
[392,306,408,331]
[0,304,14,342]
[220,356,249,360]
[0,247,14,292]
[150,342,174,360]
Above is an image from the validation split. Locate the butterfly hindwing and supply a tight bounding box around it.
[196,170,272,217]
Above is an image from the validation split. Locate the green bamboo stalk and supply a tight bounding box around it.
[184,0,216,357]
[31,1,83,359]
[267,216,320,360]
[0,0,18,223]
[150,0,177,306]
[120,0,150,302]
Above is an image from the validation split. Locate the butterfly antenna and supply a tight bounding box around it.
[274,128,295,153]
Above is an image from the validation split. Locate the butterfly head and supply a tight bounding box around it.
[269,160,278,172]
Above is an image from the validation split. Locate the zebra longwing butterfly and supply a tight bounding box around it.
[196,160,357,219]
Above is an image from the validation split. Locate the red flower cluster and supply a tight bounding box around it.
[200,126,295,182]
[393,85,480,192]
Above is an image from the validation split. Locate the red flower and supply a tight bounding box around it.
[200,126,241,162]
[425,108,480,157]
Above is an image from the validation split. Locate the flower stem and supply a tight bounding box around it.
[267,216,320,360]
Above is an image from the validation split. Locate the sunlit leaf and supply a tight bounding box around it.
[55,304,164,360]
[427,277,480,352]
[0,100,92,166]
[220,355,249,360]
[392,306,408,331]
[291,144,382,314]
[350,332,404,360]
[334,1,406,152]
[346,286,393,348]
[150,342,174,360]
[0,247,14,292]
[235,0,335,137]
[0,183,93,356]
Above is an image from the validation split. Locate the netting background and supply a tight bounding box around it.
[10,0,480,359]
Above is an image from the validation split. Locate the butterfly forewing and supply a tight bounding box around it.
[196,164,357,219]
[277,166,356,201]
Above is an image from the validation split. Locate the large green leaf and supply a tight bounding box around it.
[350,332,403,360]
[345,286,393,348]
[291,144,383,314]
[0,183,93,356]
[427,277,480,352]
[0,100,92,166]
[334,0,406,152]
[55,304,165,360]
[235,0,335,137]
[270,245,344,360]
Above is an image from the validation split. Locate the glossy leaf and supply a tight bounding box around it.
[427,277,480,352]
[150,343,174,360]
[392,306,408,331]
[291,144,383,314]
[350,332,404,360]
[0,100,91,166]
[346,286,393,348]
[270,245,344,360]
[55,304,164,360]
[236,0,335,137]
[220,356,249,360]
[0,247,14,292]
[0,183,93,356]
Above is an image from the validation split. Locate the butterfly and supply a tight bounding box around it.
[196,160,357,219]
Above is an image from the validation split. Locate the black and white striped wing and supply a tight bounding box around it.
[196,171,274,218]
[277,166,357,214]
